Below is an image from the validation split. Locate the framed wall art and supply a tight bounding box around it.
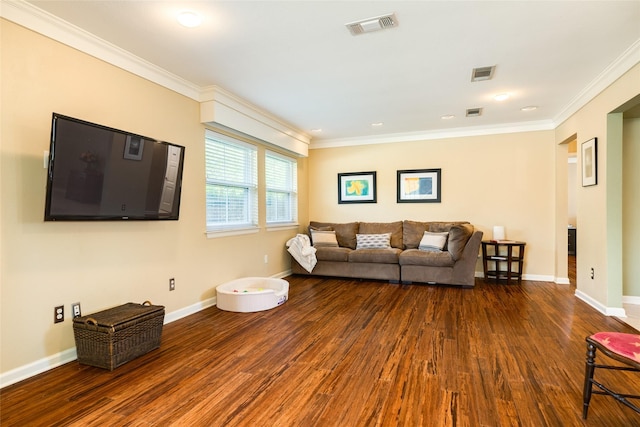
[581,137,597,187]
[124,135,144,161]
[337,171,377,204]
[397,168,441,203]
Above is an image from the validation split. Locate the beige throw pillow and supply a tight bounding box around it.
[310,230,339,247]
[419,231,449,252]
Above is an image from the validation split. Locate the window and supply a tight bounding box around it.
[205,131,257,232]
[265,151,297,225]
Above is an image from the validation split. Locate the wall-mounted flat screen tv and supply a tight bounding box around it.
[45,113,185,221]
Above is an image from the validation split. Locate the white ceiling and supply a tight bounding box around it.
[18,1,640,144]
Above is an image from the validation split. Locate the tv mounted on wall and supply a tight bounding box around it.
[44,113,185,221]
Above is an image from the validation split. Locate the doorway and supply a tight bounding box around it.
[567,139,577,286]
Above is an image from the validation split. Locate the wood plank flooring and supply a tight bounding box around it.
[2,275,639,426]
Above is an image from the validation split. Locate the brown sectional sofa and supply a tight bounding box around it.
[290,220,483,287]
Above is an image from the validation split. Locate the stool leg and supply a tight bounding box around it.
[583,341,597,419]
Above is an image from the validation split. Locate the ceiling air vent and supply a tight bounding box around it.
[466,108,483,117]
[346,13,398,36]
[471,66,496,82]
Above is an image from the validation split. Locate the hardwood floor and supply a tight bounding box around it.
[2,275,639,426]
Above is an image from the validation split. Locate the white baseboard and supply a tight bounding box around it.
[0,347,78,390]
[475,271,554,282]
[555,277,571,285]
[575,289,627,317]
[1,271,294,389]
[1,297,217,389]
[623,295,640,305]
[523,274,555,282]
[164,297,216,324]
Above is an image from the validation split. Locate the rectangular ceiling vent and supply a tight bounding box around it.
[471,66,496,82]
[466,108,483,117]
[346,13,398,36]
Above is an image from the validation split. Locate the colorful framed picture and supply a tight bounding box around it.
[338,171,377,204]
[581,137,597,187]
[397,168,441,203]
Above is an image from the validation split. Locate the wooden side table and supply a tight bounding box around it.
[481,240,526,284]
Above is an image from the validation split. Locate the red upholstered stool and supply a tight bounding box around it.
[583,332,640,419]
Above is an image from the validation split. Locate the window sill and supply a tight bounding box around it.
[206,227,259,239]
[266,223,299,232]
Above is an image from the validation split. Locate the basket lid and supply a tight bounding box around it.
[73,302,164,328]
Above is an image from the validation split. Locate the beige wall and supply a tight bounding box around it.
[555,63,640,307]
[308,131,557,279]
[0,20,303,374]
[2,16,638,383]
[623,117,640,297]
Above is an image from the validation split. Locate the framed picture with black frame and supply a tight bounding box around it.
[397,168,441,203]
[337,171,377,204]
[581,137,597,187]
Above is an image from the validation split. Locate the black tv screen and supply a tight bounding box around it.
[45,113,185,221]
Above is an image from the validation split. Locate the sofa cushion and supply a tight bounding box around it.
[310,221,359,249]
[447,223,474,261]
[403,220,430,249]
[418,231,449,252]
[315,247,352,262]
[310,230,339,247]
[399,249,455,267]
[349,248,402,264]
[359,221,403,249]
[356,233,391,249]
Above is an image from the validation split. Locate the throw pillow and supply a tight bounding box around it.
[356,233,391,249]
[419,231,449,252]
[310,230,339,247]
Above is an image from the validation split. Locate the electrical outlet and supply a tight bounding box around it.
[169,278,175,291]
[54,305,64,323]
[71,302,82,318]
[590,268,594,279]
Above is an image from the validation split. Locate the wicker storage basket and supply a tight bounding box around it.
[73,301,165,370]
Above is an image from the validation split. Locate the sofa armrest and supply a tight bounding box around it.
[451,230,483,286]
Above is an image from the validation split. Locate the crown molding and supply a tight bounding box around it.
[3,0,638,150]
[200,85,310,146]
[1,0,202,100]
[553,37,640,127]
[201,86,310,157]
[310,120,556,150]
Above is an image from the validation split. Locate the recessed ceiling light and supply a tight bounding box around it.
[441,114,455,120]
[177,11,202,28]
[311,128,322,133]
[494,93,510,101]
[371,122,384,127]
[521,105,538,112]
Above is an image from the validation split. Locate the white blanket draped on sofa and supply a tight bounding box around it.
[286,234,317,273]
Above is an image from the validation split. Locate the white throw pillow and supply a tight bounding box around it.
[356,233,391,249]
[310,230,339,247]
[419,231,449,252]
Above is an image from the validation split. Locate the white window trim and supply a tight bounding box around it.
[265,150,298,226]
[205,227,260,239]
[205,130,258,233]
